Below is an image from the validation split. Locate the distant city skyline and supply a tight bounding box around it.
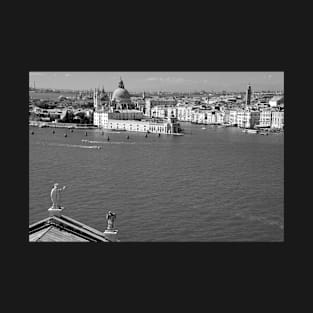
[29,72,284,92]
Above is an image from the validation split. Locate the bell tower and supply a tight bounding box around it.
[246,83,252,107]
[93,88,98,109]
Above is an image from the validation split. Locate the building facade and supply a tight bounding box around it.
[271,111,284,129]
[229,109,238,125]
[151,106,177,119]
[144,98,177,117]
[236,110,260,128]
[176,105,194,122]
[94,112,181,134]
[259,110,272,127]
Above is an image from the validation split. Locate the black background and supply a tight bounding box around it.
[5,1,305,310]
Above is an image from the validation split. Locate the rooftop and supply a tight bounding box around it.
[270,96,284,102]
[29,214,111,242]
[29,195,119,242]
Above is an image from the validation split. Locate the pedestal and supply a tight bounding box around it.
[103,229,119,242]
[48,206,64,217]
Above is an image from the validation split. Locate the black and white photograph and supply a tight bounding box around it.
[28,71,284,242]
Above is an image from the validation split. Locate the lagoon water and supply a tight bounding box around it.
[29,123,284,241]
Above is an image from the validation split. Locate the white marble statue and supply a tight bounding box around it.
[106,211,116,230]
[50,183,66,209]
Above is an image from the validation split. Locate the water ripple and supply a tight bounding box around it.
[29,124,284,241]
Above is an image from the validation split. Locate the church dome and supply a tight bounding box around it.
[112,78,131,101]
[112,88,130,100]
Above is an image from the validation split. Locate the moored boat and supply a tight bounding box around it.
[246,129,258,134]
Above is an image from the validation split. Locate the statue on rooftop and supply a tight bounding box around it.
[106,211,117,230]
[50,183,66,209]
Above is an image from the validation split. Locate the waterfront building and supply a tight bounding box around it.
[259,109,272,127]
[204,110,223,125]
[271,110,284,129]
[166,106,177,118]
[222,109,230,124]
[145,97,177,117]
[94,112,180,134]
[191,109,206,124]
[151,105,177,119]
[204,111,213,124]
[214,111,224,124]
[151,106,166,119]
[176,105,194,122]
[190,109,224,125]
[107,110,143,121]
[229,109,239,125]
[236,109,260,128]
[236,110,246,127]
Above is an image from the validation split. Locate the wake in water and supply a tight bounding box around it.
[46,142,101,149]
[81,139,163,145]
[82,139,136,145]
[234,212,284,230]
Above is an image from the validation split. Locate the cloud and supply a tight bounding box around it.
[146,77,187,83]
[29,72,45,76]
[146,77,160,81]
[165,77,185,83]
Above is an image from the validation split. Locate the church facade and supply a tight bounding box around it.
[93,79,182,135]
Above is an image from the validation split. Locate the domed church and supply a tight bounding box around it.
[93,77,182,135]
[111,78,135,110]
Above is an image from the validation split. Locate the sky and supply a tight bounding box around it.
[29,72,284,92]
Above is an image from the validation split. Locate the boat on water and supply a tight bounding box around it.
[201,127,206,130]
[244,129,258,134]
